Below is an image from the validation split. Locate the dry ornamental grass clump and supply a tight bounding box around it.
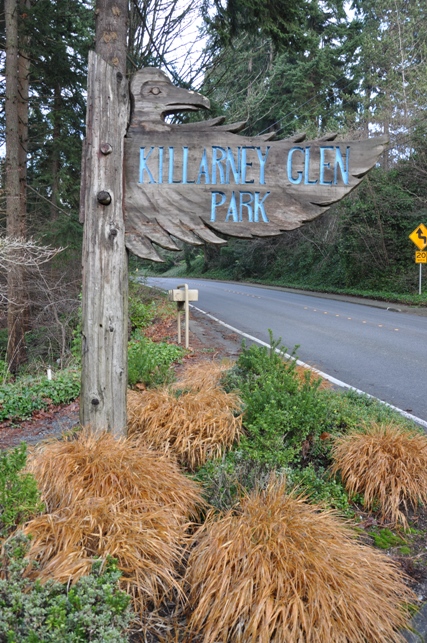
[127,363,242,471]
[172,359,234,392]
[184,479,414,643]
[330,422,427,528]
[25,430,205,612]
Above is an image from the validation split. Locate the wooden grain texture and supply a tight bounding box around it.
[124,68,388,261]
[95,0,128,73]
[80,51,129,435]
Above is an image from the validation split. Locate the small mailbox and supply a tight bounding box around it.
[168,284,198,349]
[168,289,199,302]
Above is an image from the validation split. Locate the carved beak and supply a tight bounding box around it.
[163,87,210,116]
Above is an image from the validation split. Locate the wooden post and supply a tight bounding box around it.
[80,50,129,436]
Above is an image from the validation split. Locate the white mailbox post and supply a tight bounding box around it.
[168,284,199,349]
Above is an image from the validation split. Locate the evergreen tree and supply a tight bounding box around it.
[200,1,362,138]
[353,0,427,165]
[24,0,93,237]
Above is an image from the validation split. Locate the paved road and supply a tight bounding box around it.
[146,277,427,424]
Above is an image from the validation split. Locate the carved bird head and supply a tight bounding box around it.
[130,68,210,127]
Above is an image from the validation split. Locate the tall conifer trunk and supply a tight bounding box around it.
[50,81,62,220]
[5,0,29,373]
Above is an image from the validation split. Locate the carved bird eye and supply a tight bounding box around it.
[149,86,161,96]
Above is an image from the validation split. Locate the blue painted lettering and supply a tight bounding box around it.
[304,147,318,185]
[320,146,334,185]
[212,146,226,184]
[241,147,255,184]
[182,147,195,184]
[158,147,163,184]
[334,146,350,185]
[196,149,210,184]
[254,192,270,222]
[210,191,227,221]
[168,147,179,184]
[225,192,238,221]
[226,147,240,184]
[239,192,254,221]
[139,147,156,184]
[287,147,304,184]
[256,147,270,185]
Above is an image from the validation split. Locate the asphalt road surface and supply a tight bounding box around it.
[146,277,427,426]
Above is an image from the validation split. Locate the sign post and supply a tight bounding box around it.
[168,285,199,349]
[409,225,427,295]
[80,52,129,436]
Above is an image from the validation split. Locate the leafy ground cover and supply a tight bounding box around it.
[0,370,81,423]
[0,535,132,643]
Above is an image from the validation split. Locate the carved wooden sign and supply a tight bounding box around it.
[124,69,387,261]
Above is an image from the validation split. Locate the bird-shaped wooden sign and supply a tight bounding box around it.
[124,68,387,261]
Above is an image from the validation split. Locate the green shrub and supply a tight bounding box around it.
[196,456,353,516]
[195,333,422,523]
[0,370,80,423]
[128,279,175,335]
[194,452,273,511]
[322,388,417,431]
[0,533,132,642]
[285,464,353,516]
[127,333,184,387]
[224,334,330,467]
[129,298,155,331]
[0,444,43,539]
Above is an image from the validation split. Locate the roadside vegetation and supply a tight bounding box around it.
[2,284,427,641]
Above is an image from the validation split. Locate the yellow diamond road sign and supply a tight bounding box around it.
[409,224,427,250]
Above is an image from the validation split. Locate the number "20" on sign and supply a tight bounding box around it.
[415,251,427,263]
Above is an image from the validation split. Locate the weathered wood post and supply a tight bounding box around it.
[80,50,129,435]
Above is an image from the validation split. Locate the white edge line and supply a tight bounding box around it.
[191,305,427,431]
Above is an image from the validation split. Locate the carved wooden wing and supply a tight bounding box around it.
[124,68,388,261]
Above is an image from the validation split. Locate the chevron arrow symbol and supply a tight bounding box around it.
[416,227,427,245]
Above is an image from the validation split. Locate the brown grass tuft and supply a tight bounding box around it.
[172,359,234,392]
[25,430,205,611]
[184,478,414,643]
[127,382,242,472]
[330,423,427,528]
